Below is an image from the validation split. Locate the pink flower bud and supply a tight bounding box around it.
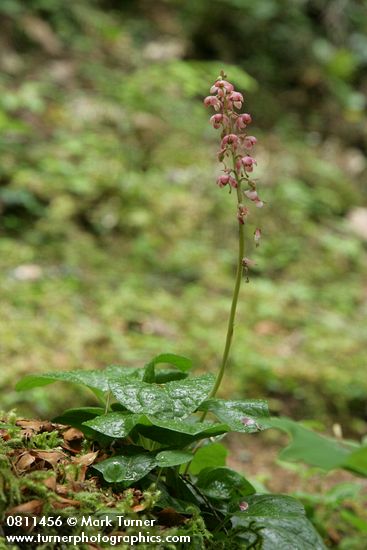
[236,113,252,129]
[239,501,249,512]
[244,136,257,149]
[221,133,239,149]
[210,79,234,96]
[237,204,249,224]
[210,114,229,129]
[217,174,237,188]
[239,156,257,172]
[229,91,244,109]
[254,228,261,246]
[254,198,264,208]
[241,416,256,426]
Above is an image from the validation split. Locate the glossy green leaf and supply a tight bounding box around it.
[16,365,143,393]
[154,369,188,384]
[197,467,255,501]
[135,417,229,447]
[53,407,105,425]
[146,353,192,371]
[109,374,215,419]
[199,398,269,432]
[143,353,192,383]
[93,453,156,484]
[147,416,229,437]
[269,417,352,470]
[155,450,193,468]
[232,494,325,549]
[83,412,143,438]
[189,443,228,475]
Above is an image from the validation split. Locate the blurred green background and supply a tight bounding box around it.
[0,0,366,434]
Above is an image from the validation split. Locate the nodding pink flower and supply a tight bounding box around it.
[210,79,234,96]
[221,133,239,149]
[203,96,221,111]
[238,156,257,172]
[217,174,237,188]
[245,189,264,208]
[236,113,252,129]
[244,136,257,149]
[242,257,256,268]
[244,189,259,201]
[254,228,261,246]
[210,114,229,129]
[229,91,244,109]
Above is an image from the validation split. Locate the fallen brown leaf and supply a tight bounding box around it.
[15,452,36,473]
[62,427,84,453]
[63,428,84,442]
[52,497,81,509]
[43,475,57,491]
[7,499,43,516]
[0,429,10,441]
[131,503,147,513]
[156,507,189,527]
[33,450,66,467]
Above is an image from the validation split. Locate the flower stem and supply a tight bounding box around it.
[210,186,245,399]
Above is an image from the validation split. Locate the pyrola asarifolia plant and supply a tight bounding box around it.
[204,71,263,398]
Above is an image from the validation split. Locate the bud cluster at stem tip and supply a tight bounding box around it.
[204,70,263,261]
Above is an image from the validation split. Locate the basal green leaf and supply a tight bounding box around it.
[16,365,142,393]
[196,467,255,501]
[198,398,270,433]
[83,412,143,438]
[109,374,215,419]
[147,353,192,372]
[232,494,325,549]
[93,453,156,484]
[135,417,229,447]
[147,416,229,437]
[189,443,228,475]
[155,450,193,468]
[53,407,105,425]
[154,369,188,384]
[143,353,192,383]
[269,417,351,470]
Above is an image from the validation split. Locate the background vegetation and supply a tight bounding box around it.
[0,1,366,545]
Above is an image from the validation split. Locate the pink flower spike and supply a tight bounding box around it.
[221,133,239,149]
[254,228,261,246]
[244,136,257,149]
[236,113,252,129]
[210,114,229,129]
[203,96,221,111]
[229,91,244,109]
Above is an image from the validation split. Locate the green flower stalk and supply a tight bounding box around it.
[204,71,263,399]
